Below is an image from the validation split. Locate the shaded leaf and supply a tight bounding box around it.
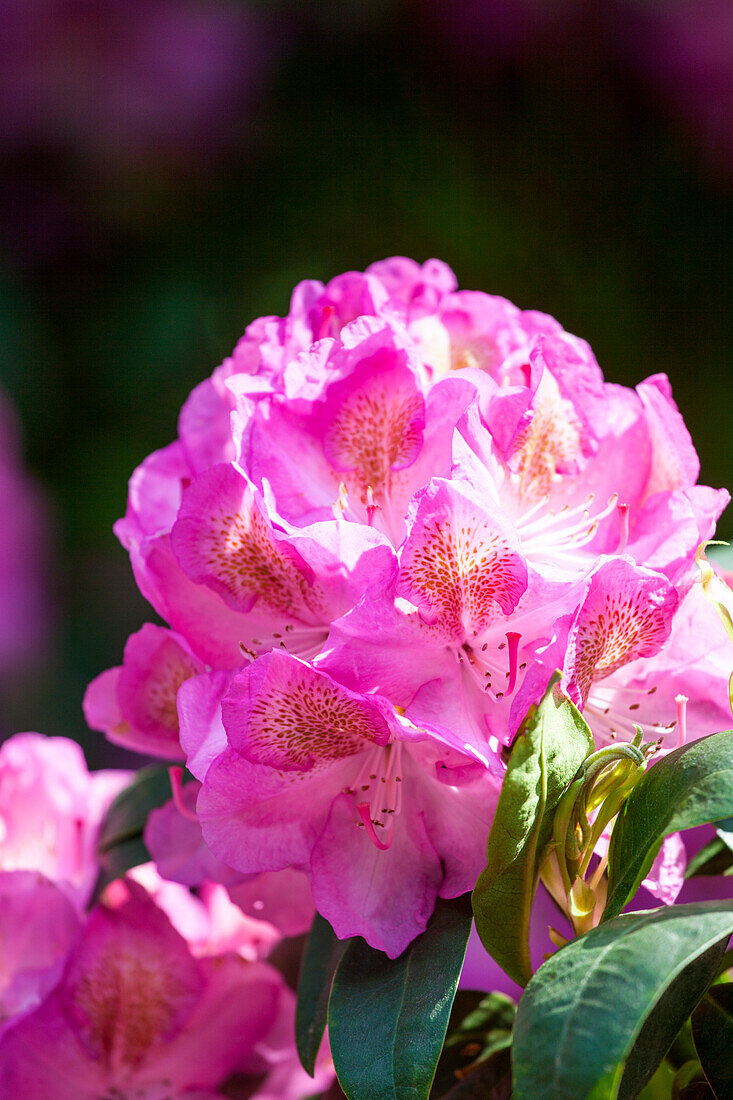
[328,894,473,1100]
[430,992,515,1098]
[472,673,593,985]
[437,1046,511,1100]
[692,983,733,1099]
[685,836,733,879]
[97,765,174,853]
[512,902,733,1100]
[604,730,733,921]
[94,766,177,894]
[296,912,349,1076]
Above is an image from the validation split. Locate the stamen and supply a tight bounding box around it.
[505,631,522,696]
[332,481,349,518]
[675,694,688,748]
[365,485,381,526]
[318,304,336,340]
[349,743,404,850]
[356,802,392,850]
[616,503,629,553]
[168,766,198,822]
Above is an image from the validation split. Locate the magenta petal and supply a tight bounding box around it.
[172,463,314,615]
[564,557,678,708]
[85,624,203,760]
[637,373,700,495]
[144,789,242,888]
[0,871,80,1035]
[641,832,687,906]
[398,477,527,639]
[62,886,204,1064]
[198,747,354,874]
[310,792,444,958]
[177,669,233,781]
[226,868,315,938]
[222,651,391,770]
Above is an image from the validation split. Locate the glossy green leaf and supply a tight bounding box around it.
[604,730,733,921]
[617,940,727,1099]
[296,912,349,1076]
[692,983,733,1098]
[328,894,473,1100]
[472,674,593,985]
[512,902,733,1100]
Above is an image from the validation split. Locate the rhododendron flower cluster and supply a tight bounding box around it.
[82,257,731,960]
[0,732,333,1098]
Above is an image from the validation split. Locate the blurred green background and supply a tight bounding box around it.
[0,0,731,764]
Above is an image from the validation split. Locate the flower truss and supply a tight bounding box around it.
[83,256,730,955]
[4,259,731,1100]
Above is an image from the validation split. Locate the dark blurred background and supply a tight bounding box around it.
[0,0,731,764]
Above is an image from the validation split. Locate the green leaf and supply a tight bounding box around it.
[327,894,473,1100]
[692,983,733,1098]
[618,940,727,1099]
[296,912,350,1077]
[512,901,733,1100]
[430,992,515,1098]
[472,674,593,985]
[604,730,733,921]
[95,766,175,888]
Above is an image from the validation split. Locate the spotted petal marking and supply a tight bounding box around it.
[172,464,313,615]
[117,627,202,744]
[398,479,527,641]
[223,652,391,772]
[322,349,426,499]
[566,558,678,708]
[63,890,202,1071]
[509,369,585,501]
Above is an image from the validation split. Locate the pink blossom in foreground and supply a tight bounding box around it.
[0,733,129,909]
[96,257,730,954]
[0,879,333,1099]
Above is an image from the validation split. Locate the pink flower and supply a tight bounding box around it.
[83,623,205,759]
[103,258,729,954]
[189,651,500,957]
[0,880,326,1100]
[0,733,129,908]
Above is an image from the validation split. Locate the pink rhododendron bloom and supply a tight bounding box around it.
[0,880,332,1100]
[0,733,129,908]
[188,651,500,956]
[97,257,730,956]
